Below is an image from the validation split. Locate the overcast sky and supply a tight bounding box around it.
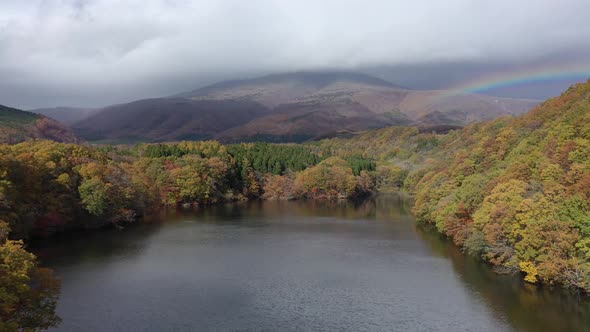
[1,0,589,109]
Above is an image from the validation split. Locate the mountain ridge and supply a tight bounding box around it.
[176,71,401,100]
[73,98,271,143]
[38,71,540,143]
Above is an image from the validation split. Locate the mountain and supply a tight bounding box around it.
[215,85,538,142]
[31,107,97,125]
[72,71,540,143]
[0,104,78,144]
[177,71,400,107]
[73,98,271,143]
[192,71,538,142]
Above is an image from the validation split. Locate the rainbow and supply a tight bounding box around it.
[439,62,590,99]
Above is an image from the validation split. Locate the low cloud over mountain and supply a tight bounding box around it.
[1,0,589,108]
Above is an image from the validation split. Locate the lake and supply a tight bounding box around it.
[33,196,590,331]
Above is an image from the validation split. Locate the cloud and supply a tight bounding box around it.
[1,0,589,108]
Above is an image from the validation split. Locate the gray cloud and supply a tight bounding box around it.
[1,0,589,108]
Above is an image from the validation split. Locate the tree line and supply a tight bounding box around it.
[0,140,385,241]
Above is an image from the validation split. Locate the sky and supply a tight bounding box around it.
[1,0,589,109]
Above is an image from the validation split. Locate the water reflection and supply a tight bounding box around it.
[33,221,164,267]
[416,222,590,332]
[33,196,590,332]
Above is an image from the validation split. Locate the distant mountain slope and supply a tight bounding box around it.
[72,71,540,143]
[177,71,400,107]
[73,98,271,143]
[0,105,78,144]
[396,90,539,124]
[216,94,411,142]
[31,107,97,125]
[215,85,538,142]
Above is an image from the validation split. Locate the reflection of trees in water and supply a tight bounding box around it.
[160,194,414,224]
[32,196,408,268]
[32,221,164,268]
[250,194,412,221]
[415,224,590,332]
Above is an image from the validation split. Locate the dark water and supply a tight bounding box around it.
[33,196,590,332]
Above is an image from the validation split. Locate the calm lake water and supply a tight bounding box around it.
[33,196,590,332]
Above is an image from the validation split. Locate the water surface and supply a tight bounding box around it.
[34,197,590,331]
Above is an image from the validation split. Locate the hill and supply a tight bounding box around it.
[410,80,590,289]
[72,71,539,143]
[73,98,271,143]
[31,107,97,125]
[0,104,78,144]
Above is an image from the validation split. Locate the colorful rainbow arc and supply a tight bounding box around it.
[438,62,590,99]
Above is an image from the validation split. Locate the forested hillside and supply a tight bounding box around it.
[411,81,590,289]
[0,141,380,240]
[0,104,78,144]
